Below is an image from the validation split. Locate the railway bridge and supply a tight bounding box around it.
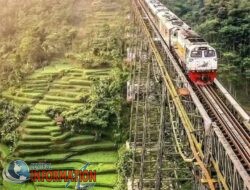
[126,0,250,189]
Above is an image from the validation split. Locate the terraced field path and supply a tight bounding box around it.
[2,63,118,190]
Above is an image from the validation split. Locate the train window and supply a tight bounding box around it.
[191,51,202,58]
[204,50,215,57]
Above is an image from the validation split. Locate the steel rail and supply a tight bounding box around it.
[132,0,216,189]
[135,0,203,160]
[195,83,250,189]
[204,85,250,171]
[131,0,250,189]
[214,79,250,123]
[208,86,250,149]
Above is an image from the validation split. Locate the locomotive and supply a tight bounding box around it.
[142,0,218,85]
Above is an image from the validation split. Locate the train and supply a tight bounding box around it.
[142,0,218,85]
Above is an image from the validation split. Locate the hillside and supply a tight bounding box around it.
[1,63,119,190]
[0,0,128,90]
[0,0,130,189]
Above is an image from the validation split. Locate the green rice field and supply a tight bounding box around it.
[0,62,117,190]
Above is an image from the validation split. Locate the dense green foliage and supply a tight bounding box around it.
[73,24,126,69]
[115,146,132,190]
[40,21,129,141]
[0,0,130,141]
[0,0,130,145]
[0,0,78,90]
[162,0,250,73]
[63,21,129,140]
[0,100,30,148]
[0,0,129,189]
[45,106,64,119]
[64,68,128,141]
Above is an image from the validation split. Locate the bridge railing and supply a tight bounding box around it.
[130,0,250,189]
[131,0,215,188]
[210,124,250,190]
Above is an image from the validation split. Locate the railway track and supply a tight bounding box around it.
[139,0,250,174]
[133,0,250,188]
[195,84,250,174]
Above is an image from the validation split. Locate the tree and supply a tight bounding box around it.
[0,0,79,90]
[217,6,228,19]
[0,100,30,149]
[19,30,46,66]
[64,68,128,141]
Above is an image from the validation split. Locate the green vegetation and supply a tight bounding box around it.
[3,181,36,190]
[162,0,250,112]
[0,62,122,189]
[64,68,128,141]
[162,0,250,73]
[0,144,10,159]
[0,0,130,189]
[0,0,80,90]
[0,60,123,190]
[0,100,30,149]
[115,146,132,190]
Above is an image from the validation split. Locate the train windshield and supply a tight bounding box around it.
[191,50,202,58]
[204,50,215,57]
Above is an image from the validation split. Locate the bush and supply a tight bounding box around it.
[45,106,64,119]
[19,105,31,119]
[81,57,95,69]
[78,55,111,69]
[114,146,132,190]
[0,100,28,148]
[64,68,128,141]
[79,94,90,103]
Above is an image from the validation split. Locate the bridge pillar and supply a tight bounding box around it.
[128,26,195,189]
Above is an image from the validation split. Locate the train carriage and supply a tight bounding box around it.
[143,0,218,85]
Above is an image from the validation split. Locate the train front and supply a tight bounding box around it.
[186,46,217,85]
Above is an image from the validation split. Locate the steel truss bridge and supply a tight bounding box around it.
[126,0,250,189]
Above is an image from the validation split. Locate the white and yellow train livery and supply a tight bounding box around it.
[143,0,218,85]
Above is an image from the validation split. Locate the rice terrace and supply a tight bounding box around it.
[0,0,130,189]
